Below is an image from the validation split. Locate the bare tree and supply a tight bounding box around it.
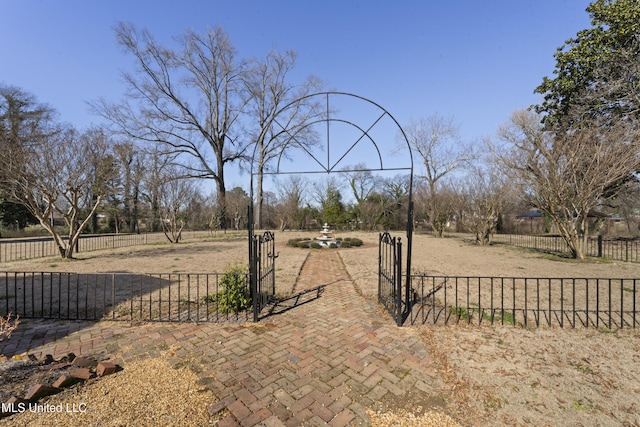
[92,23,249,230]
[274,176,308,231]
[403,114,475,236]
[381,174,412,230]
[496,109,640,259]
[2,125,115,258]
[413,178,460,235]
[343,164,379,230]
[244,49,323,229]
[224,187,251,230]
[112,140,145,233]
[158,170,198,243]
[461,163,513,245]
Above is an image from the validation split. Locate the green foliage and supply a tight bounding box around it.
[287,237,309,247]
[323,188,347,226]
[483,310,516,325]
[216,264,250,313]
[202,294,216,303]
[287,236,363,249]
[535,0,640,127]
[451,305,470,320]
[0,200,38,229]
[343,237,363,247]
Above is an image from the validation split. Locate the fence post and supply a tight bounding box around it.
[598,235,603,258]
[396,238,403,326]
[626,240,629,262]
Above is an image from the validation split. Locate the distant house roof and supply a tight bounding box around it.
[516,209,609,219]
[516,209,543,219]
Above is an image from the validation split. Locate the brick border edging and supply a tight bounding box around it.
[1,352,120,418]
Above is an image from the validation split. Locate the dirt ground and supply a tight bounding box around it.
[2,231,640,426]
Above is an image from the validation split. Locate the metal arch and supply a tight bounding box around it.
[272,117,385,174]
[248,91,414,190]
[269,91,415,174]
[248,92,415,324]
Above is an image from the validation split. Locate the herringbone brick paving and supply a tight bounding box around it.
[1,250,444,426]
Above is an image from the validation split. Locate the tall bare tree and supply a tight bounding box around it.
[111,140,145,233]
[244,49,322,229]
[496,109,640,259]
[403,114,475,236]
[92,23,248,230]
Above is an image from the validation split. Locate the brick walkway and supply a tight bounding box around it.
[1,250,444,426]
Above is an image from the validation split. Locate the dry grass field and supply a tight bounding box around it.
[2,230,640,425]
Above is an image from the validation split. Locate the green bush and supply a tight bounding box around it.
[342,237,363,247]
[287,236,363,249]
[287,238,303,247]
[216,264,250,313]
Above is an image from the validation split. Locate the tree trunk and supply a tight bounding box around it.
[215,161,227,231]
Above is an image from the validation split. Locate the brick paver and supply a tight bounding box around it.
[1,250,444,425]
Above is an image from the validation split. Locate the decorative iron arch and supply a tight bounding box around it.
[249,91,414,201]
[248,91,415,319]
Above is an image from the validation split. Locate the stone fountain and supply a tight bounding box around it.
[315,223,337,246]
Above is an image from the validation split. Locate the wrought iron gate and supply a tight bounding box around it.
[378,232,411,326]
[249,229,276,321]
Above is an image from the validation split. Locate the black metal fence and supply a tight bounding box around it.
[492,234,640,262]
[0,231,210,263]
[409,275,640,329]
[0,271,252,322]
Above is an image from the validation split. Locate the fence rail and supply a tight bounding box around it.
[0,271,252,322]
[0,231,211,263]
[409,275,640,329]
[492,234,640,262]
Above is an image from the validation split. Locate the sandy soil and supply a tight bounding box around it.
[340,232,640,426]
[2,230,640,426]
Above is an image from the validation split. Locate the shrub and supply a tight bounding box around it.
[287,238,303,247]
[352,238,363,247]
[216,264,250,313]
[288,236,362,249]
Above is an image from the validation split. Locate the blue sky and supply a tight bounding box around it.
[1,0,593,189]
